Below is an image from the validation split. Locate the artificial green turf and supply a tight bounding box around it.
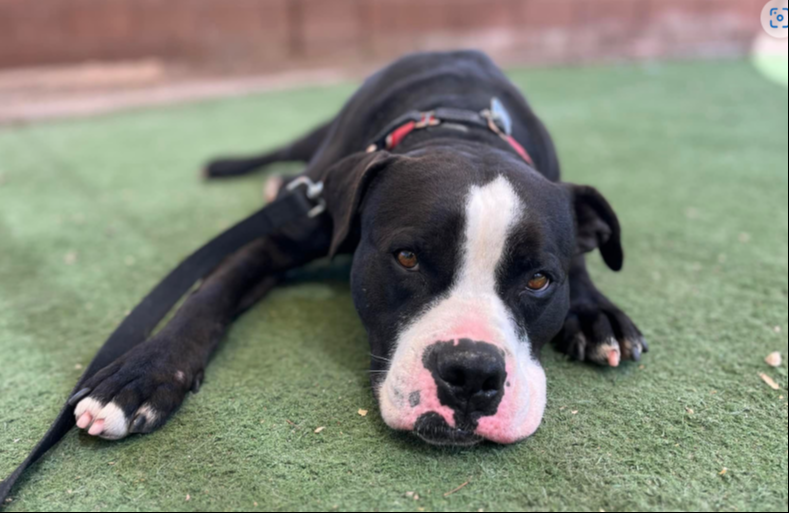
[0,59,787,512]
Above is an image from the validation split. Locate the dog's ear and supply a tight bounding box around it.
[566,184,624,271]
[322,151,393,257]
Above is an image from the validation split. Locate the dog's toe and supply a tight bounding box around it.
[74,397,102,430]
[96,402,131,439]
[588,339,621,367]
[76,411,93,429]
[620,337,647,362]
[73,391,179,440]
[556,302,646,367]
[129,404,162,435]
[70,340,199,440]
[73,399,131,440]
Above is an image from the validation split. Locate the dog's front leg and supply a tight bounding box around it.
[70,223,329,440]
[554,256,648,367]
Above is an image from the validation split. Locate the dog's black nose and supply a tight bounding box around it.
[424,339,507,418]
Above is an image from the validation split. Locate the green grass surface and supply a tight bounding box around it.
[1,60,787,512]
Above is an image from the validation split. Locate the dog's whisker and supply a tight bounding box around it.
[368,353,393,363]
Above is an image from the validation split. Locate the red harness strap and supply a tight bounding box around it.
[385,113,440,150]
[504,135,534,167]
[386,121,416,150]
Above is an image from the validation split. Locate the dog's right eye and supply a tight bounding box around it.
[526,272,551,292]
[395,250,419,270]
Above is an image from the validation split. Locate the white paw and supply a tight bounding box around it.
[74,398,129,440]
[590,339,621,367]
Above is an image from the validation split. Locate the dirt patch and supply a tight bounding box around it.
[0,60,348,126]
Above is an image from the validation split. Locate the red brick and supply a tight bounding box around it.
[64,0,135,61]
[575,0,642,51]
[367,0,451,59]
[582,0,641,26]
[0,0,759,70]
[178,0,289,64]
[517,0,578,29]
[299,0,364,58]
[370,0,452,35]
[712,0,764,33]
[446,0,518,30]
[647,0,709,22]
[0,0,72,66]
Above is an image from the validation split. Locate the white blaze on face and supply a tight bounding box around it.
[378,175,547,444]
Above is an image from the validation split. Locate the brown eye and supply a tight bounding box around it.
[527,273,550,291]
[396,250,419,270]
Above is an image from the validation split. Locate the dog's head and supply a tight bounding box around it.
[322,144,623,446]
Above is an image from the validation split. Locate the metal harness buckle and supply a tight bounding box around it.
[287,177,327,218]
[415,112,440,129]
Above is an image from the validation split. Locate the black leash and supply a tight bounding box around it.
[0,181,324,506]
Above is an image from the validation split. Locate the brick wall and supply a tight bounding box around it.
[0,0,767,70]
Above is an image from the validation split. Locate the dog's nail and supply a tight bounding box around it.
[76,412,93,429]
[68,388,92,406]
[191,372,204,394]
[88,419,105,436]
[631,342,642,362]
[129,415,147,434]
[573,334,587,362]
[607,349,621,367]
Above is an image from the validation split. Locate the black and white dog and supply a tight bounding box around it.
[71,51,646,447]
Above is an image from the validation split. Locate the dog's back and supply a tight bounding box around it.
[308,51,560,181]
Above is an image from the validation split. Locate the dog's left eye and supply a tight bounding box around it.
[396,250,419,270]
[526,273,551,292]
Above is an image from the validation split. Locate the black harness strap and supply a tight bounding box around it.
[366,107,494,151]
[364,100,536,167]
[0,187,319,506]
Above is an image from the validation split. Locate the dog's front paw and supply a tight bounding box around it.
[555,293,647,367]
[69,339,203,440]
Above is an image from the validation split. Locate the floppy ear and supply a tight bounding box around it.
[322,151,393,257]
[566,184,624,271]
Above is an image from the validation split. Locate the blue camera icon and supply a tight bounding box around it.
[769,7,788,29]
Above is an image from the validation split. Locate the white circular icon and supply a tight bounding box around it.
[762,0,789,38]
